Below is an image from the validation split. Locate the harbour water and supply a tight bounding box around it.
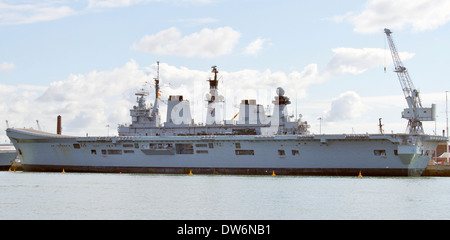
[1,171,450,220]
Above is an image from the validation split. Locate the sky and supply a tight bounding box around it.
[1,0,450,142]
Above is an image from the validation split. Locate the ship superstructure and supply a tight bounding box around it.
[118,65,309,137]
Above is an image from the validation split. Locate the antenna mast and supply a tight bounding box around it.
[152,61,160,116]
[157,61,160,80]
[379,118,383,134]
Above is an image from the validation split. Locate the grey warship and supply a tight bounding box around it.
[0,144,17,171]
[6,29,448,176]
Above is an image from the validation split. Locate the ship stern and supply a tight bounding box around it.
[397,135,448,176]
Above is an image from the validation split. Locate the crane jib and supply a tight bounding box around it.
[384,28,436,135]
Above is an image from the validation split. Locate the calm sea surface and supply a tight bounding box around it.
[1,171,450,219]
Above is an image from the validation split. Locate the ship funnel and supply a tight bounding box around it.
[165,95,192,126]
[237,99,267,125]
[57,115,62,135]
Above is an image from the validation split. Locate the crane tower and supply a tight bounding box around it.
[384,28,436,135]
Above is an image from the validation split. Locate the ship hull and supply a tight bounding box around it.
[7,128,446,177]
[0,144,17,171]
[20,165,410,176]
[0,150,17,171]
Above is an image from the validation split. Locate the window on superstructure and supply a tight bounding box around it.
[235,150,254,155]
[107,149,123,155]
[73,143,81,149]
[150,143,174,149]
[196,150,208,154]
[292,150,299,156]
[176,144,194,154]
[195,144,208,148]
[374,150,386,156]
[235,143,241,148]
[91,150,97,155]
[208,143,214,148]
[278,150,285,157]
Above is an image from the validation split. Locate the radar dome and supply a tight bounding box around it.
[276,87,285,96]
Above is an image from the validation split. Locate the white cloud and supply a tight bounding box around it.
[0,84,48,142]
[0,62,15,71]
[243,38,269,55]
[0,0,213,26]
[323,91,366,122]
[87,0,155,9]
[172,18,219,25]
[0,1,76,26]
[333,0,450,33]
[132,27,241,58]
[1,60,149,139]
[180,0,212,3]
[324,47,415,76]
[38,59,151,130]
[320,47,413,124]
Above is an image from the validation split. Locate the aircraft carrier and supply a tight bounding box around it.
[5,29,448,176]
[0,144,17,171]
